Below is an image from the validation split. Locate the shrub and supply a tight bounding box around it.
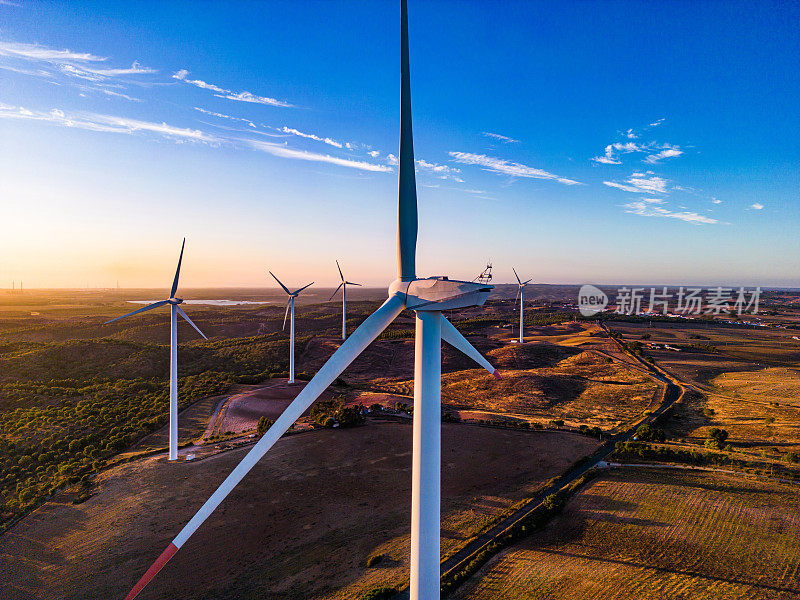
[542,493,563,512]
[549,419,564,427]
[362,587,398,600]
[441,411,461,423]
[706,427,729,449]
[256,416,273,435]
[365,553,384,567]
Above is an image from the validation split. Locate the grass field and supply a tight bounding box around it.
[608,320,800,455]
[0,422,598,600]
[451,467,800,600]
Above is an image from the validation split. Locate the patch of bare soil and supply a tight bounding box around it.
[0,423,598,600]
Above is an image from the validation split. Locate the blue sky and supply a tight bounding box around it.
[0,0,798,288]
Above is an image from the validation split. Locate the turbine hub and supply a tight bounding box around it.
[389,277,492,311]
[169,297,183,305]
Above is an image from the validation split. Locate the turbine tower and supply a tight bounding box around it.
[270,271,313,384]
[123,3,499,599]
[105,239,207,461]
[513,268,532,344]
[329,260,361,340]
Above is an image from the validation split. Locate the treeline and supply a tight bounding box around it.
[0,333,292,532]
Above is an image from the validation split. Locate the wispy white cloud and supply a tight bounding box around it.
[644,147,683,164]
[101,89,141,102]
[0,40,105,63]
[649,118,665,127]
[712,198,722,204]
[592,155,622,165]
[623,200,717,224]
[172,69,224,91]
[0,103,217,142]
[194,106,255,127]
[750,203,764,210]
[604,172,669,194]
[58,61,157,83]
[386,153,399,166]
[0,64,53,77]
[482,131,519,144]
[223,91,291,107]
[173,69,292,108]
[0,101,398,176]
[246,139,392,172]
[448,151,580,185]
[593,141,682,165]
[368,150,380,158]
[0,0,22,6]
[415,159,461,181]
[281,126,342,148]
[1,40,157,93]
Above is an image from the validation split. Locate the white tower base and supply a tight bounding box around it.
[410,310,441,600]
[169,304,178,461]
[289,297,296,384]
[342,284,347,341]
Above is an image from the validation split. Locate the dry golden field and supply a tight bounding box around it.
[609,321,800,454]
[451,467,800,600]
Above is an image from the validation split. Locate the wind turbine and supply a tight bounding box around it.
[270,271,313,384]
[104,238,207,461]
[513,268,532,344]
[123,3,499,599]
[329,260,361,340]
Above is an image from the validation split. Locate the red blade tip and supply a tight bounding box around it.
[124,542,179,600]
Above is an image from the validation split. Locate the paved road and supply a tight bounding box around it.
[393,322,684,599]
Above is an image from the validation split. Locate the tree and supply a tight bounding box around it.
[706,427,729,449]
[635,424,666,443]
[334,405,366,428]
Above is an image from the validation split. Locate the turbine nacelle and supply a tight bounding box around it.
[168,297,184,305]
[389,276,493,311]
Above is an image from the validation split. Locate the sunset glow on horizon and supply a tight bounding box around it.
[1,1,798,289]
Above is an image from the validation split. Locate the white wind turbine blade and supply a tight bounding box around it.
[282,299,291,331]
[170,238,186,298]
[269,271,291,295]
[336,259,344,282]
[104,300,169,325]
[515,287,521,303]
[123,293,406,600]
[176,305,208,340]
[329,282,344,301]
[345,281,362,286]
[397,0,417,282]
[440,315,501,379]
[512,267,522,286]
[523,278,533,285]
[292,281,314,295]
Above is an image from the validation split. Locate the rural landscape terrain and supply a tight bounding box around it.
[0,285,799,599]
